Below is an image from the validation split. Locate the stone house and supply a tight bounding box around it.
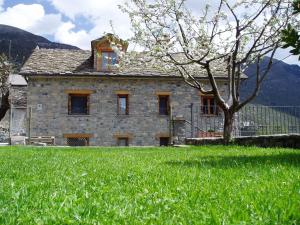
[20,34,237,146]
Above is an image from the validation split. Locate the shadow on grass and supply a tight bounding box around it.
[166,153,300,168]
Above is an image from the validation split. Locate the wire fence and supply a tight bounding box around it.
[186,104,300,138]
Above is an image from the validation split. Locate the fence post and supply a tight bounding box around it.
[9,104,13,145]
[28,106,32,144]
[190,103,194,138]
[169,104,173,145]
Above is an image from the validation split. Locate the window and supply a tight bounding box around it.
[158,95,170,115]
[101,51,117,70]
[118,137,129,146]
[114,133,132,146]
[160,137,170,146]
[118,94,129,115]
[201,96,219,115]
[68,94,89,115]
[67,137,89,146]
[64,134,92,146]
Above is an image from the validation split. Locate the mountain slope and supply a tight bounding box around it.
[0,25,299,106]
[0,24,79,68]
[241,57,300,106]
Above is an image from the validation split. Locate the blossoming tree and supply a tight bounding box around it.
[118,0,294,144]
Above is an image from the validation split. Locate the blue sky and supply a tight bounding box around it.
[0,0,299,65]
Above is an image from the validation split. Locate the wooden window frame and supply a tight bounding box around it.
[157,94,171,116]
[117,94,129,115]
[68,93,90,115]
[201,95,219,116]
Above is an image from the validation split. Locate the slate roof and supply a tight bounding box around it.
[20,49,92,75]
[20,48,247,79]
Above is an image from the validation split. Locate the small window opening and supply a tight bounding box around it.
[160,137,170,146]
[118,137,129,146]
[67,137,89,146]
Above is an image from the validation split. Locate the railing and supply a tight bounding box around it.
[185,104,300,138]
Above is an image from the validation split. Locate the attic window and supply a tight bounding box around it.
[101,51,118,71]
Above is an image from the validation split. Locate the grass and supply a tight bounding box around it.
[0,146,299,224]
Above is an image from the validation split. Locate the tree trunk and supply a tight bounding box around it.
[0,91,10,121]
[223,111,234,145]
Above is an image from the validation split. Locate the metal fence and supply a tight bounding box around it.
[185,104,300,138]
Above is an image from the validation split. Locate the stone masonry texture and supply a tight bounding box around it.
[27,76,227,146]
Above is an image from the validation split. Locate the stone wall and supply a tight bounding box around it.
[186,134,300,149]
[10,86,27,107]
[0,85,27,142]
[27,76,228,146]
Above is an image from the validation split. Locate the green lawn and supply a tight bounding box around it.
[0,146,299,224]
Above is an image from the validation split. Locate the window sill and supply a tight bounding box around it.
[158,114,170,117]
[98,69,118,73]
[116,114,130,117]
[201,114,219,117]
[67,114,91,117]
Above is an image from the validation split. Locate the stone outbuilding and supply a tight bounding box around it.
[0,74,27,142]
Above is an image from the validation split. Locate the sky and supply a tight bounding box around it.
[0,0,299,65]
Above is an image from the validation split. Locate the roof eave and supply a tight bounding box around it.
[19,72,247,80]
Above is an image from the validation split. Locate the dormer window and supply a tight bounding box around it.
[91,34,128,72]
[101,51,118,71]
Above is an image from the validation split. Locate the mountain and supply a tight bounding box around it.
[0,25,299,106]
[241,57,300,106]
[0,24,79,68]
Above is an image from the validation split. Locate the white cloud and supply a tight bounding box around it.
[49,0,125,20]
[53,19,134,50]
[54,22,90,49]
[30,14,63,36]
[0,3,65,37]
[0,4,45,29]
[48,0,132,49]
